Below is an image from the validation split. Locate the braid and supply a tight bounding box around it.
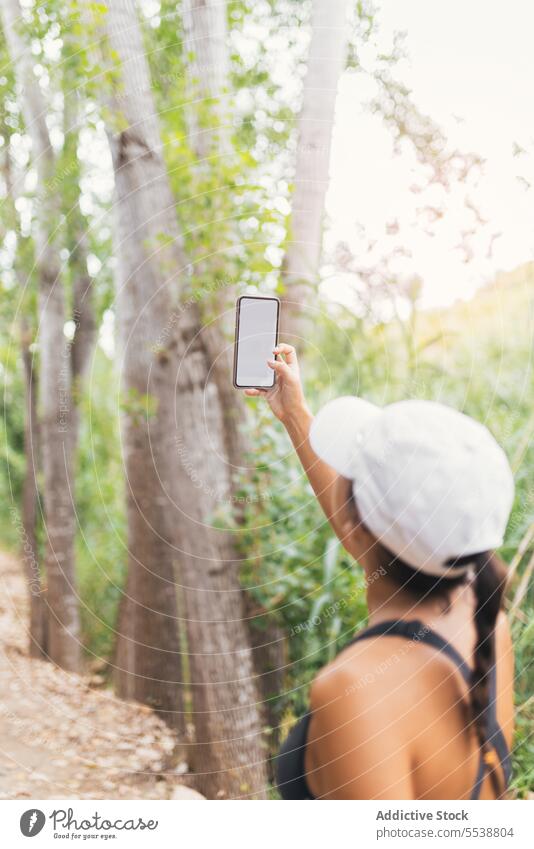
[470,552,506,795]
[375,540,507,797]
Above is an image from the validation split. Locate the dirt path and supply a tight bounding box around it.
[0,551,188,799]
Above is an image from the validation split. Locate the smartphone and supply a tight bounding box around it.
[233,295,280,389]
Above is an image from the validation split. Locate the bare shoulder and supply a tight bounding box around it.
[310,632,424,715]
[307,634,416,798]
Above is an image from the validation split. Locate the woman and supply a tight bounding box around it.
[245,344,515,800]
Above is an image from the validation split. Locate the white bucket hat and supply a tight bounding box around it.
[309,397,515,577]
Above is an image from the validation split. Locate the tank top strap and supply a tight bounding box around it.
[346,618,473,685]
[487,661,513,786]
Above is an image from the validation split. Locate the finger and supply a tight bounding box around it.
[273,343,297,365]
[267,358,291,377]
[244,388,267,397]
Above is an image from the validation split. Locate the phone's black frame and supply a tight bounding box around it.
[232,295,281,389]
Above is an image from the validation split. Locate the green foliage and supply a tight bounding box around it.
[512,616,534,797]
[0,284,25,543]
[235,268,534,794]
[75,348,126,661]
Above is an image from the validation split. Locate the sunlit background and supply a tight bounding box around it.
[327,0,534,308]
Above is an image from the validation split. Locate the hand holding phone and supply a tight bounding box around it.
[233,296,280,388]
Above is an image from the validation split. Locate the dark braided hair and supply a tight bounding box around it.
[469,551,507,793]
[375,543,507,795]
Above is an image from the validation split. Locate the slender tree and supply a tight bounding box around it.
[13,229,46,657]
[280,0,351,340]
[95,0,185,733]
[181,0,287,740]
[181,0,242,468]
[61,82,97,446]
[1,0,81,670]
[0,66,47,654]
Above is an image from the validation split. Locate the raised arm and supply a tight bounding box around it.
[244,343,345,540]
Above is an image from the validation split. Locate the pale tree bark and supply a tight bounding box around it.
[62,87,97,448]
[173,361,268,798]
[96,0,186,734]
[182,0,230,159]
[1,0,81,671]
[182,0,287,744]
[280,0,351,341]
[71,247,95,389]
[100,0,267,796]
[181,0,241,472]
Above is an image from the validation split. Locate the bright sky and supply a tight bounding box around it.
[326,0,534,309]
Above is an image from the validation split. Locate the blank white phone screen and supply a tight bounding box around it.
[236,298,278,387]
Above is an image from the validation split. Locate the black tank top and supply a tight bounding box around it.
[276,619,511,800]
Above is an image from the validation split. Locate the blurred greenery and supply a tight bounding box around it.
[1,261,533,794]
[0,0,532,799]
[236,263,534,795]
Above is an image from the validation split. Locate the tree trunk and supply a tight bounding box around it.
[101,0,268,794]
[280,0,350,340]
[242,593,287,742]
[181,0,241,473]
[62,86,97,473]
[182,0,288,753]
[1,0,81,671]
[182,0,287,750]
[63,86,97,403]
[71,251,96,389]
[109,131,186,731]
[1,139,47,658]
[182,0,230,159]
[112,564,136,700]
[101,0,188,733]
[173,354,267,798]
[38,250,80,671]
